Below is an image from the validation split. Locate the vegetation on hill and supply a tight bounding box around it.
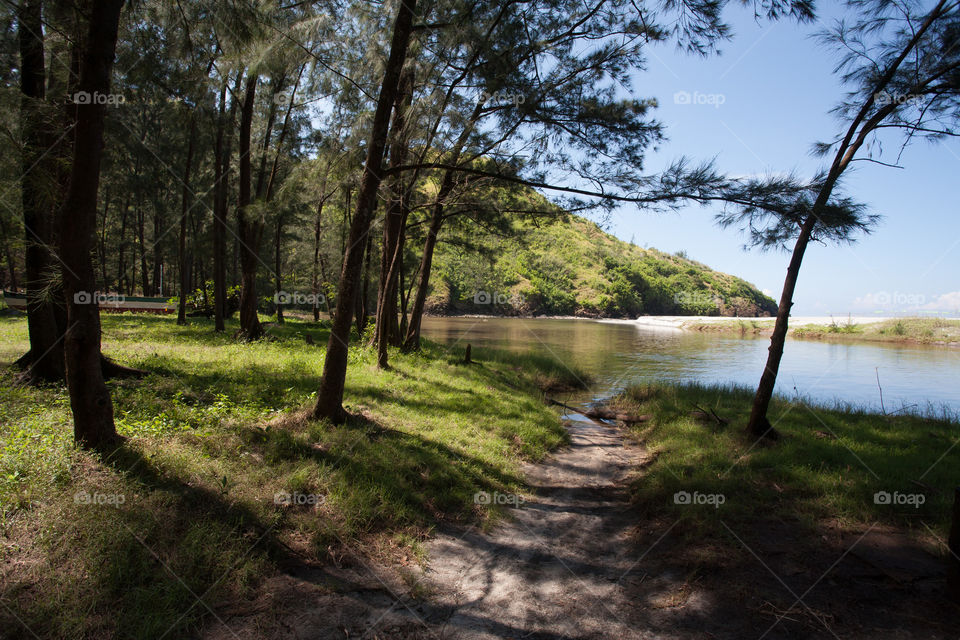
[425,210,778,318]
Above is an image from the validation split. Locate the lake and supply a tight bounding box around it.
[420,317,960,417]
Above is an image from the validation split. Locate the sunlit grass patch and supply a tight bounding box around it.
[611,381,959,539]
[0,313,566,638]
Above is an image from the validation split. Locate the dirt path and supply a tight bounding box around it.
[415,414,652,639]
[230,414,666,640]
[209,409,957,639]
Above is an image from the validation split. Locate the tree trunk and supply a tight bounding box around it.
[152,205,163,295]
[0,214,17,290]
[355,230,372,340]
[263,69,303,327]
[137,200,149,295]
[214,71,242,331]
[402,101,482,351]
[17,0,67,384]
[98,189,110,289]
[313,0,418,423]
[57,0,124,448]
[275,214,284,324]
[404,201,444,351]
[311,197,326,322]
[374,68,413,368]
[117,197,128,295]
[236,74,264,341]
[177,117,196,325]
[745,215,817,439]
[213,80,228,331]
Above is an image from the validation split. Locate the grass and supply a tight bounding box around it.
[608,382,959,540]
[0,313,571,639]
[683,316,960,345]
[793,317,960,344]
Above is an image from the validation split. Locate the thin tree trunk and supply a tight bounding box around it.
[213,80,227,330]
[314,0,418,423]
[137,199,149,295]
[311,196,327,322]
[744,1,946,438]
[374,68,413,367]
[275,215,284,324]
[98,188,110,289]
[57,0,124,448]
[0,214,17,290]
[117,196,128,295]
[746,214,816,439]
[356,230,372,339]
[152,204,163,295]
[236,74,264,340]
[214,71,242,331]
[177,117,196,325]
[17,0,66,383]
[404,201,444,351]
[264,68,303,326]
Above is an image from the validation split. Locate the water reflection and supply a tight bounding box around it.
[421,317,960,415]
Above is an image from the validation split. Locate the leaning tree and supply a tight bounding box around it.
[718,0,960,439]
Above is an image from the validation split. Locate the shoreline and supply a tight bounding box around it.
[422,313,960,347]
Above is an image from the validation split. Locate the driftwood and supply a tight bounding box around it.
[691,403,729,427]
[546,398,650,425]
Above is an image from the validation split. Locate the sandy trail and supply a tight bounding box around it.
[245,413,665,640]
[416,415,652,639]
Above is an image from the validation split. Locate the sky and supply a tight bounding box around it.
[600,4,960,316]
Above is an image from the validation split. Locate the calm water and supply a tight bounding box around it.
[421,317,960,416]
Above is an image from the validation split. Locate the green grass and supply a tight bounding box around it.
[609,382,959,540]
[793,317,960,343]
[0,313,569,639]
[682,316,960,346]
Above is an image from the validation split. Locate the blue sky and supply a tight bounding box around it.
[603,4,960,316]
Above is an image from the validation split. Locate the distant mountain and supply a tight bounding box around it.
[426,212,777,318]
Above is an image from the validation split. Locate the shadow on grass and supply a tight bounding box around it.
[1,406,532,639]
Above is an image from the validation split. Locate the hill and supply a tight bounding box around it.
[425,212,777,318]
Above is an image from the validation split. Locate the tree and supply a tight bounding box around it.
[16,0,67,383]
[313,0,419,422]
[720,0,960,439]
[57,0,126,448]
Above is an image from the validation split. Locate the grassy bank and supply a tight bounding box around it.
[684,316,960,346]
[608,382,959,539]
[0,314,576,639]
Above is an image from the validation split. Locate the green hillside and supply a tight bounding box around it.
[427,212,777,318]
